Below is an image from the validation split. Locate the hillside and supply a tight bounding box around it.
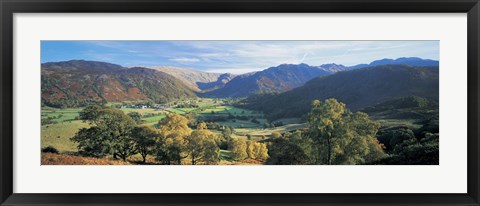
[41,60,196,108]
[318,63,350,72]
[145,66,234,91]
[203,63,334,98]
[239,65,439,120]
[196,73,236,92]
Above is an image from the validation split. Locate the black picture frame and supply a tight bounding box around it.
[1,0,479,205]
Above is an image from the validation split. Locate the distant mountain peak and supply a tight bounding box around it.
[143,65,233,92]
[320,63,345,67]
[203,63,334,98]
[350,57,439,69]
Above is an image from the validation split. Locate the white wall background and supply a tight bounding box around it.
[13,13,467,193]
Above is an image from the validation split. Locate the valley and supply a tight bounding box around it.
[40,57,440,165]
[41,98,305,162]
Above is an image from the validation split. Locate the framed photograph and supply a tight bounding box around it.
[1,0,479,205]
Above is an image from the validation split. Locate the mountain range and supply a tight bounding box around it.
[202,63,338,98]
[349,57,439,70]
[239,64,439,120]
[202,57,437,98]
[41,57,439,108]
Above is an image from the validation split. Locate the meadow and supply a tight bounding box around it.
[41,120,88,153]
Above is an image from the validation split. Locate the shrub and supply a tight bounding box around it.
[42,146,59,154]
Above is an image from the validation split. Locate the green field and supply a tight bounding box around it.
[119,108,162,115]
[41,108,82,123]
[142,114,166,123]
[41,120,88,153]
[195,98,219,107]
[42,107,168,125]
[199,105,262,116]
[166,108,193,114]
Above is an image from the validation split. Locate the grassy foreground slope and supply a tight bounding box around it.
[42,153,131,165]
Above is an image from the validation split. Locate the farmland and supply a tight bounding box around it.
[41,98,309,165]
[41,95,438,166]
[42,98,303,133]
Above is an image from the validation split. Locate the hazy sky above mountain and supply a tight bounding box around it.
[41,41,439,74]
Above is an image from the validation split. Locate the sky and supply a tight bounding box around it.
[41,41,439,74]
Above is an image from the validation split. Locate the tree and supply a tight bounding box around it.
[71,127,110,158]
[185,123,220,165]
[306,99,386,165]
[72,106,137,161]
[158,113,192,139]
[128,112,143,124]
[246,141,256,159]
[266,132,314,165]
[131,126,157,163]
[246,141,268,161]
[377,133,439,165]
[230,138,248,161]
[389,128,416,149]
[254,142,269,161]
[307,99,345,164]
[156,114,192,164]
[203,140,220,165]
[185,131,205,165]
[219,127,234,150]
[156,138,184,165]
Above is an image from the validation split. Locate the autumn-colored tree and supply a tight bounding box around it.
[158,113,192,139]
[246,141,256,159]
[307,99,386,165]
[254,142,269,161]
[156,114,192,164]
[245,141,268,161]
[271,132,282,138]
[185,122,220,165]
[230,138,248,161]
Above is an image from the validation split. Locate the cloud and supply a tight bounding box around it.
[169,57,201,63]
[42,40,439,74]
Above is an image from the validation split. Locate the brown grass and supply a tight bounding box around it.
[41,153,265,165]
[41,152,131,165]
